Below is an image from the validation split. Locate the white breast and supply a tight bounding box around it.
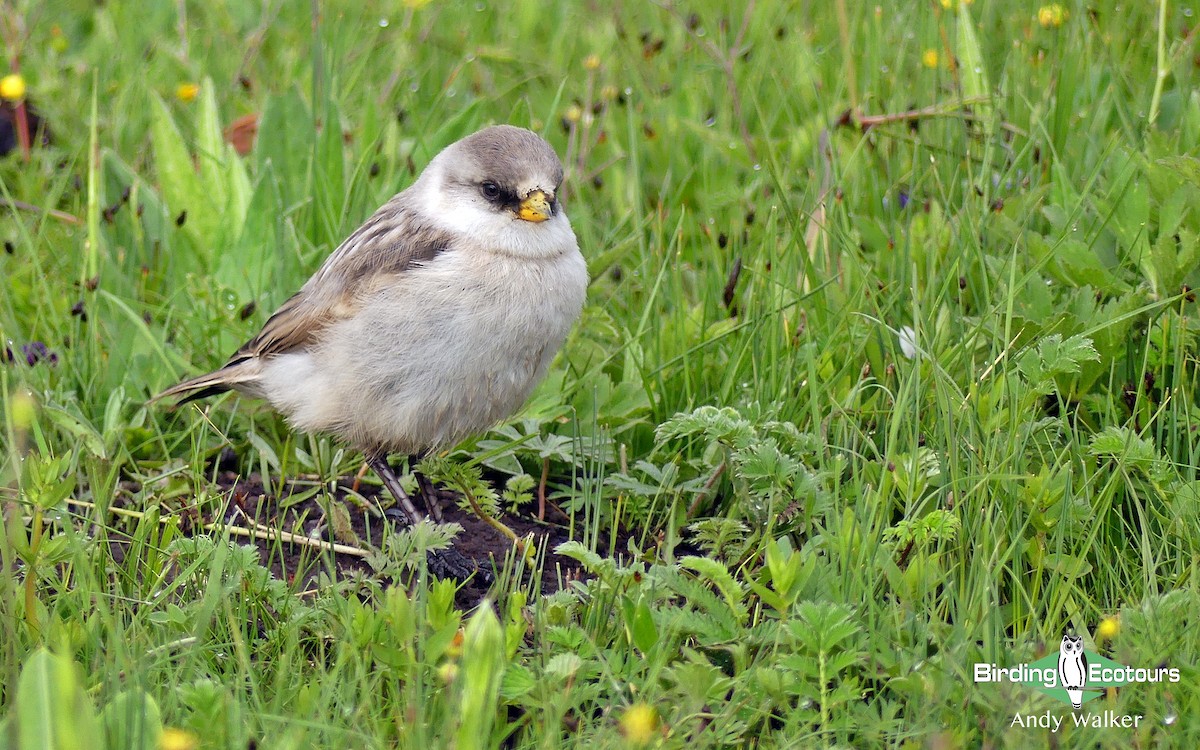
[257,245,587,454]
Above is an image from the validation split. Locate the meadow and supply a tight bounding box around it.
[2,1,1199,747]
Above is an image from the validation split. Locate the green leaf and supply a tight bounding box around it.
[455,605,506,750]
[150,95,216,261]
[254,88,313,211]
[1017,334,1100,392]
[100,690,162,750]
[554,540,608,572]
[16,649,102,750]
[956,3,993,141]
[1043,553,1093,579]
[656,406,756,449]
[543,652,583,681]
[680,556,746,620]
[43,405,105,460]
[218,165,282,304]
[1052,239,1124,292]
[311,93,348,249]
[789,601,863,656]
[498,664,537,700]
[764,537,804,607]
[1158,185,1190,240]
[1155,155,1200,185]
[621,596,659,654]
[1088,426,1166,481]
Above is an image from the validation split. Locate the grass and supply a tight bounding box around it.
[2,0,1200,747]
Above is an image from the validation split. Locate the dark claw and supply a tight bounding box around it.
[383,506,410,524]
[427,547,487,583]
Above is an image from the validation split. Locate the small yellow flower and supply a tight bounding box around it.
[0,73,27,102]
[563,104,583,124]
[583,54,601,71]
[1097,616,1119,640]
[922,49,939,69]
[619,703,659,746]
[158,728,199,750]
[175,82,200,103]
[1038,4,1068,28]
[939,0,973,8]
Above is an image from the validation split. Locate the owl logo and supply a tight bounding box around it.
[1058,634,1088,709]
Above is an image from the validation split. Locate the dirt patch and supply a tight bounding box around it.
[114,469,615,609]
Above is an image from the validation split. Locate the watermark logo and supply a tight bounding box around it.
[1057,634,1088,709]
[974,633,1180,730]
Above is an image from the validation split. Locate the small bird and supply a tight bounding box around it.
[154,125,588,525]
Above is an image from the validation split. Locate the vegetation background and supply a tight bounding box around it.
[1,0,1199,747]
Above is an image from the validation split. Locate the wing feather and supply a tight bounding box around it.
[235,194,454,359]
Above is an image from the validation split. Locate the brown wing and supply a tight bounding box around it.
[152,187,456,406]
[231,193,454,361]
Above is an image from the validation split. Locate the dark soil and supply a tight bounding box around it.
[115,469,613,609]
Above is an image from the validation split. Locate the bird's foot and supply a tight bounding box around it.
[427,547,490,583]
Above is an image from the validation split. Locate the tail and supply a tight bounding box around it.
[149,359,259,407]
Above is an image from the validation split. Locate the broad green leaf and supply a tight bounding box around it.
[42,406,105,461]
[150,95,216,262]
[1043,553,1093,579]
[621,596,659,654]
[956,3,992,141]
[254,87,314,211]
[100,690,162,750]
[16,649,101,750]
[455,605,505,750]
[1052,239,1124,293]
[220,164,284,305]
[543,653,583,681]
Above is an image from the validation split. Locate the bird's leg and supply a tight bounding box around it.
[366,453,424,526]
[366,453,484,583]
[413,470,444,522]
[350,461,371,493]
[407,450,444,522]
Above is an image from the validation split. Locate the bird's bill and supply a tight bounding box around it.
[517,190,553,222]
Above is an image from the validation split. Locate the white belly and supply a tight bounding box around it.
[256,248,587,453]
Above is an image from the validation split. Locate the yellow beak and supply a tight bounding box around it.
[517,190,553,223]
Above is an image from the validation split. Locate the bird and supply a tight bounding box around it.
[153,125,588,526]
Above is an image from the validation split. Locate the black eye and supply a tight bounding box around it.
[481,181,501,200]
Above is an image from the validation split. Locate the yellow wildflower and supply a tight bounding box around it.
[1038,4,1068,28]
[619,703,659,746]
[158,728,199,750]
[922,49,939,69]
[939,0,973,8]
[175,82,200,103]
[1096,616,1119,640]
[583,54,601,71]
[0,73,27,102]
